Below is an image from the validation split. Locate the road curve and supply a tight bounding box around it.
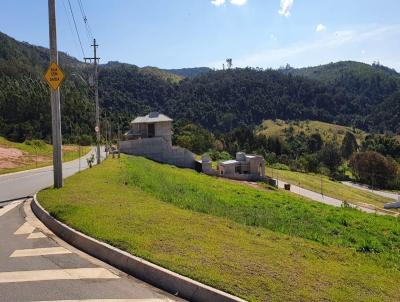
[0,148,103,202]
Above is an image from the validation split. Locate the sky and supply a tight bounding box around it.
[0,0,399,70]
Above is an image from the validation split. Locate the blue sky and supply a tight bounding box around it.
[1,0,399,70]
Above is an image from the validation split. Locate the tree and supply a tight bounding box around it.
[349,151,398,189]
[318,142,342,173]
[341,132,358,159]
[307,133,323,153]
[174,123,215,154]
[300,153,320,173]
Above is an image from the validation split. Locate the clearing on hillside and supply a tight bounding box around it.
[258,119,366,142]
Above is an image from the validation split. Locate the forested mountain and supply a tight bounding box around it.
[163,67,211,78]
[1,30,400,143]
[280,61,400,133]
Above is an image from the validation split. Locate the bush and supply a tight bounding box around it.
[79,135,93,146]
[24,139,46,148]
[208,150,231,161]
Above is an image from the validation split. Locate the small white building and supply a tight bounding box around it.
[202,152,266,181]
[120,112,195,168]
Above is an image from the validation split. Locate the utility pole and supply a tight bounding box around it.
[85,39,101,165]
[48,0,63,188]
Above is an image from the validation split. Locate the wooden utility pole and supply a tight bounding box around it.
[85,39,101,164]
[48,0,63,188]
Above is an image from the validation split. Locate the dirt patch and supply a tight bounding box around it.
[0,161,19,169]
[62,145,78,152]
[0,146,24,159]
[0,147,25,169]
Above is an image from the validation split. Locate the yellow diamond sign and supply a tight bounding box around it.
[44,62,65,90]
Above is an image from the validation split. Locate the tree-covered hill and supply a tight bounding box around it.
[163,67,212,78]
[1,30,400,142]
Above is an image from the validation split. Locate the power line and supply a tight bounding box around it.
[61,0,80,56]
[76,0,94,43]
[67,0,86,58]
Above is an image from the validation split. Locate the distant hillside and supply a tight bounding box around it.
[1,30,400,143]
[140,66,183,83]
[282,61,400,82]
[281,61,400,103]
[258,120,366,142]
[164,67,211,78]
[0,31,83,78]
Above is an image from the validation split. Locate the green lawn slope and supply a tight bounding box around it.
[38,156,400,302]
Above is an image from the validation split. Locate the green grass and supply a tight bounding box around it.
[0,136,91,175]
[259,119,366,142]
[266,168,397,212]
[38,156,400,301]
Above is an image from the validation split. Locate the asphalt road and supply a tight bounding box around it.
[0,199,182,302]
[0,148,103,202]
[273,178,392,215]
[342,181,400,200]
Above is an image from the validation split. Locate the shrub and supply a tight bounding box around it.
[79,135,93,146]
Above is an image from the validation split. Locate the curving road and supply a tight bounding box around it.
[0,148,103,202]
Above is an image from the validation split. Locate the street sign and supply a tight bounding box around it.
[95,126,100,133]
[44,62,65,90]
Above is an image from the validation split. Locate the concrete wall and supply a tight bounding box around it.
[219,163,236,176]
[155,121,173,146]
[119,137,195,169]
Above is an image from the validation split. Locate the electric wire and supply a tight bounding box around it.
[61,0,81,56]
[67,0,86,58]
[76,0,94,43]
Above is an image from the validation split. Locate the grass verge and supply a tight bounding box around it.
[38,156,400,302]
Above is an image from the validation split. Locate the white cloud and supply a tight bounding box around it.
[270,34,278,41]
[278,0,294,17]
[211,0,225,6]
[316,24,327,33]
[213,24,400,71]
[230,0,247,5]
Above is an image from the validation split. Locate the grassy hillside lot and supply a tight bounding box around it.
[0,137,91,175]
[266,168,396,212]
[38,156,400,302]
[259,119,365,142]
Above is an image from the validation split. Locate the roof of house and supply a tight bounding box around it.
[131,112,173,124]
[220,160,239,165]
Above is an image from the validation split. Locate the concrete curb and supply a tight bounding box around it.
[32,195,247,302]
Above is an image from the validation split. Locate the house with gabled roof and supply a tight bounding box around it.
[120,112,195,168]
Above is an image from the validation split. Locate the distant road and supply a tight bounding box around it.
[342,181,399,201]
[0,148,104,202]
[273,179,398,216]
